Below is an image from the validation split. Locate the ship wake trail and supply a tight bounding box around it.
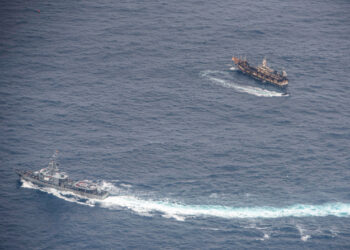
[200,70,288,97]
[95,196,350,221]
[21,181,350,221]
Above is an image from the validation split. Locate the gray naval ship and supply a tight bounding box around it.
[16,151,109,200]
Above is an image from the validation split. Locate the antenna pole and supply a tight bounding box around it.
[48,150,59,171]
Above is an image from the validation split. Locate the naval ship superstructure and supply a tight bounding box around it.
[16,151,109,200]
[232,57,288,86]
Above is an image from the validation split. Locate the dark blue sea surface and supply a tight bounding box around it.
[1,0,350,249]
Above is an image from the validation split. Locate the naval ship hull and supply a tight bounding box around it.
[16,170,109,200]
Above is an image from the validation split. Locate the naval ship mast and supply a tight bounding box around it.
[48,150,59,171]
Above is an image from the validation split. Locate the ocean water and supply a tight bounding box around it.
[1,0,350,249]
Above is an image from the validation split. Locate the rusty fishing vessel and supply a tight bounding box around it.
[16,151,109,200]
[232,57,288,86]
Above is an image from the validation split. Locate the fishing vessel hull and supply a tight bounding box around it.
[233,57,288,87]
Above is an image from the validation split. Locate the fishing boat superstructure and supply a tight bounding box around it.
[232,56,288,86]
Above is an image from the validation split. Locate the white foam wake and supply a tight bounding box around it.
[296,224,311,242]
[94,195,350,221]
[21,180,350,221]
[200,70,288,97]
